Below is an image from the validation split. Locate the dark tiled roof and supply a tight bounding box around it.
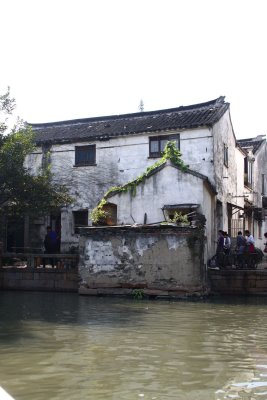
[237,137,266,154]
[29,96,229,145]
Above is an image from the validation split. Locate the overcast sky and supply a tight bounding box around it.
[1,0,266,139]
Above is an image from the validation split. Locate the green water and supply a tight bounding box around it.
[1,291,267,400]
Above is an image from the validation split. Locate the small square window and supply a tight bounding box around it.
[73,210,88,233]
[75,145,96,166]
[149,134,180,158]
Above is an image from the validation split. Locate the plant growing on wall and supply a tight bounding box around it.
[132,288,144,299]
[90,199,109,225]
[169,211,189,225]
[90,141,188,224]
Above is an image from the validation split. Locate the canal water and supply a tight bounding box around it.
[1,291,267,400]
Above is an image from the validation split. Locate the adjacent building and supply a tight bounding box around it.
[237,135,267,247]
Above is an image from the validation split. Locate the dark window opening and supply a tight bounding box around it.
[73,210,88,233]
[6,216,25,252]
[259,221,262,239]
[149,134,180,158]
[244,157,253,188]
[224,144,228,167]
[75,145,96,166]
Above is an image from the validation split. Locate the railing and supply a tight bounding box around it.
[213,249,263,270]
[1,252,79,270]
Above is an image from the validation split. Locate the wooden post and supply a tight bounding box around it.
[0,241,2,268]
[35,256,41,268]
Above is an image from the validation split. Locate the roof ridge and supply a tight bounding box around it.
[28,96,226,128]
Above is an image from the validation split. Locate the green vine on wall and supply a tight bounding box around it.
[90,198,109,224]
[90,141,188,224]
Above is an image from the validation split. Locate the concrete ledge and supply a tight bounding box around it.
[143,288,169,296]
[79,284,208,298]
[0,268,78,292]
[208,269,267,295]
[79,287,132,296]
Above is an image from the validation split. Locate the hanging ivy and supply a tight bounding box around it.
[90,141,188,224]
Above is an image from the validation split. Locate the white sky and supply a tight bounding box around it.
[1,0,266,139]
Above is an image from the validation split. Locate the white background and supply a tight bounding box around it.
[1,0,266,138]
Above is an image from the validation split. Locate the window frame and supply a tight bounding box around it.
[149,134,180,158]
[75,145,96,166]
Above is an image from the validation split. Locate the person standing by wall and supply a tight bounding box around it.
[43,226,58,268]
[263,232,267,257]
[223,232,231,254]
[245,230,255,253]
[216,230,224,254]
[236,231,246,254]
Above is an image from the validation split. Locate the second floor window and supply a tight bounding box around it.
[149,134,180,158]
[75,145,96,166]
[244,157,253,187]
[224,144,228,167]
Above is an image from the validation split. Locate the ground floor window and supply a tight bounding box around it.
[73,210,88,233]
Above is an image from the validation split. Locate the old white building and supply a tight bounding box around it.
[5,96,254,257]
[237,135,267,248]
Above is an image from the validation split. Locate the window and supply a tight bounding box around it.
[75,145,96,166]
[73,210,88,233]
[248,161,253,185]
[244,157,253,188]
[149,134,180,158]
[259,221,262,239]
[223,144,228,167]
[262,174,265,195]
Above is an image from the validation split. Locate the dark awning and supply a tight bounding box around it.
[162,204,199,210]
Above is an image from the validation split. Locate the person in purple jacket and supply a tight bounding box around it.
[43,226,58,268]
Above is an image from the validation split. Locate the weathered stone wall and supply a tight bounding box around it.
[109,163,210,224]
[0,269,78,292]
[78,226,209,298]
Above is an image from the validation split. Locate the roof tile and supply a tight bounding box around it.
[30,96,229,144]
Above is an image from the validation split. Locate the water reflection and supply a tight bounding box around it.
[1,291,267,399]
